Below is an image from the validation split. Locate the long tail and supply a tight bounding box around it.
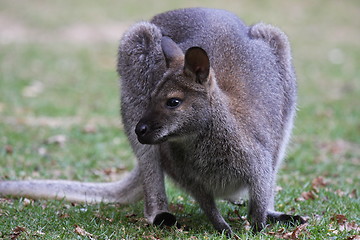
[0,166,143,204]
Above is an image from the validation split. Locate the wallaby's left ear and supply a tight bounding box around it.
[184,47,210,84]
[161,36,184,68]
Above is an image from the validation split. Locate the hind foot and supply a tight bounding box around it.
[267,211,306,226]
[153,212,177,227]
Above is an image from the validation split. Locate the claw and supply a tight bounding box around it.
[267,212,307,226]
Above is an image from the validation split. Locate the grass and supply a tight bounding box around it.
[0,0,359,239]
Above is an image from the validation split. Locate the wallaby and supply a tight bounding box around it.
[0,8,304,234]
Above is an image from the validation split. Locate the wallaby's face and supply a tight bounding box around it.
[135,37,214,144]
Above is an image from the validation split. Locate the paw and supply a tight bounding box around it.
[285,214,307,225]
[251,222,266,233]
[249,213,267,233]
[153,212,177,227]
[219,226,234,238]
[267,212,307,225]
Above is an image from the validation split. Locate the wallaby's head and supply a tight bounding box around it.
[135,37,216,144]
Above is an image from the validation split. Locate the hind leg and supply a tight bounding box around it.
[265,171,306,226]
[248,181,271,232]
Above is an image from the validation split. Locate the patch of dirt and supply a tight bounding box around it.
[0,15,130,44]
[60,23,129,44]
[2,116,122,128]
[316,139,360,164]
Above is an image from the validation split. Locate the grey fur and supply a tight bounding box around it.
[0,8,304,234]
[134,8,303,233]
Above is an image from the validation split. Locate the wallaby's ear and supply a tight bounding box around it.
[184,47,210,84]
[161,36,184,68]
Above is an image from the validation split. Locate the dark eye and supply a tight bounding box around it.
[166,98,182,109]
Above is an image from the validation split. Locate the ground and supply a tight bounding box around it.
[0,0,359,239]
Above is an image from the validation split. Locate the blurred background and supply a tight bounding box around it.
[0,0,359,187]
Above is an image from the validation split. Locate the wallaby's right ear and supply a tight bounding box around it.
[184,47,210,84]
[161,36,184,68]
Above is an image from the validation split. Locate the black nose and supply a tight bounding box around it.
[135,122,148,137]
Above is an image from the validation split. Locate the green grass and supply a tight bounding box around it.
[0,0,359,239]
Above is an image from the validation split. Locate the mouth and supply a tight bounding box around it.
[136,135,155,145]
[137,132,168,145]
[135,124,168,145]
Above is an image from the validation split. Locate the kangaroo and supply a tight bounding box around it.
[0,8,304,234]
